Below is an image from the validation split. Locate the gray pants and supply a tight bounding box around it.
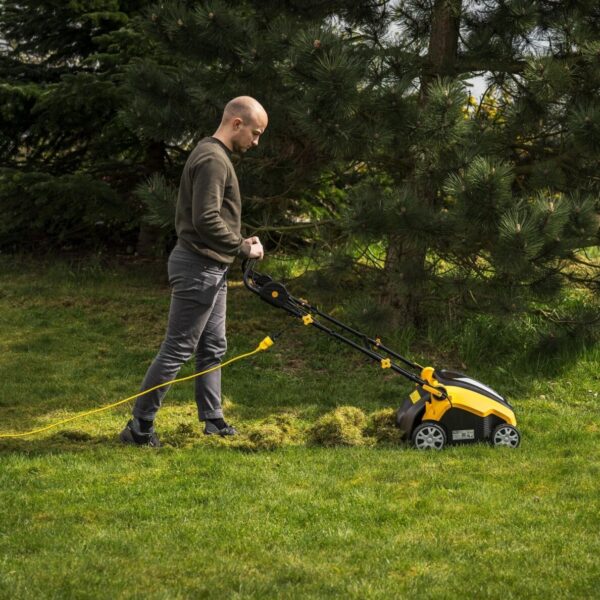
[133,244,229,422]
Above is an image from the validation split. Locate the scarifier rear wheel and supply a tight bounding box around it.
[411,422,447,450]
[492,424,521,448]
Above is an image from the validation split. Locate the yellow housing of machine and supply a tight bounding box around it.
[423,385,517,426]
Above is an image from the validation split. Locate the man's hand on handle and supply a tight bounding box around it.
[246,236,264,259]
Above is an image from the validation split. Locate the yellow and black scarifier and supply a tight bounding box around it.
[243,260,521,450]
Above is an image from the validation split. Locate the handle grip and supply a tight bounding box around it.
[242,258,258,290]
[242,258,257,276]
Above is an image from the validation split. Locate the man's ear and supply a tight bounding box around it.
[233,117,243,130]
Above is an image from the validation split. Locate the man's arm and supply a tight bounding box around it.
[190,155,251,257]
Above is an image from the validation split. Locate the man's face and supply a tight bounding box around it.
[231,113,267,153]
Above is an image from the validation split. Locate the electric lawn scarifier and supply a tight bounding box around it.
[243,260,521,450]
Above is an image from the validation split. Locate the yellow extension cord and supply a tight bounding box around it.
[0,336,274,439]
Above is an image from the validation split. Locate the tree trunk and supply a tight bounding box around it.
[384,0,462,326]
[424,0,461,84]
[136,140,166,257]
[382,232,428,327]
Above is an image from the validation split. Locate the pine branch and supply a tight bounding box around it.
[572,255,600,269]
[242,219,336,233]
[532,308,600,327]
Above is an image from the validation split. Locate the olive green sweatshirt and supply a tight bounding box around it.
[175,137,251,264]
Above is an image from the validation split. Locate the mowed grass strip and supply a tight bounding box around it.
[0,256,598,599]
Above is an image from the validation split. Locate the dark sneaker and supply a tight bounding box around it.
[120,419,161,447]
[203,421,237,436]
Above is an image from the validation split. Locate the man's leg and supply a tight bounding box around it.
[194,280,228,422]
[132,292,216,423]
[131,263,227,424]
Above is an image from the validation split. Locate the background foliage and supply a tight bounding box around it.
[1,0,598,326]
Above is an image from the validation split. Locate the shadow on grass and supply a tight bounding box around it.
[0,430,119,456]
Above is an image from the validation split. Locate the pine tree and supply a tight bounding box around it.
[122,0,599,325]
[375,1,600,323]
[2,1,598,328]
[0,0,153,251]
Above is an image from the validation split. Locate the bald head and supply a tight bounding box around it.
[214,96,268,153]
[223,96,267,125]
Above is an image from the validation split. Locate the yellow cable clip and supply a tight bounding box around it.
[375,337,381,346]
[381,358,391,369]
[302,314,313,325]
[258,336,274,351]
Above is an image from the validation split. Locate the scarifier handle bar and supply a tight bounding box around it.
[242,260,447,399]
[244,259,422,369]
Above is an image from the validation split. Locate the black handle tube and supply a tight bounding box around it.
[307,318,426,386]
[241,262,444,394]
[295,300,423,371]
[242,258,258,290]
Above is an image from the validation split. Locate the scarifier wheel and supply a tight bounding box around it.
[492,424,521,448]
[412,422,447,450]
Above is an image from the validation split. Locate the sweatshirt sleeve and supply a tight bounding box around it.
[190,155,249,257]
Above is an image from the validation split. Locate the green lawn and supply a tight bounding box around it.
[0,256,598,599]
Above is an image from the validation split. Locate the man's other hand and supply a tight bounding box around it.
[246,236,264,259]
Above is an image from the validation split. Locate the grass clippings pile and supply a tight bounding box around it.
[308,406,371,447]
[365,408,404,444]
[230,413,302,451]
[123,407,406,452]
[164,422,197,448]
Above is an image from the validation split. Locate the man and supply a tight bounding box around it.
[120,96,268,447]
